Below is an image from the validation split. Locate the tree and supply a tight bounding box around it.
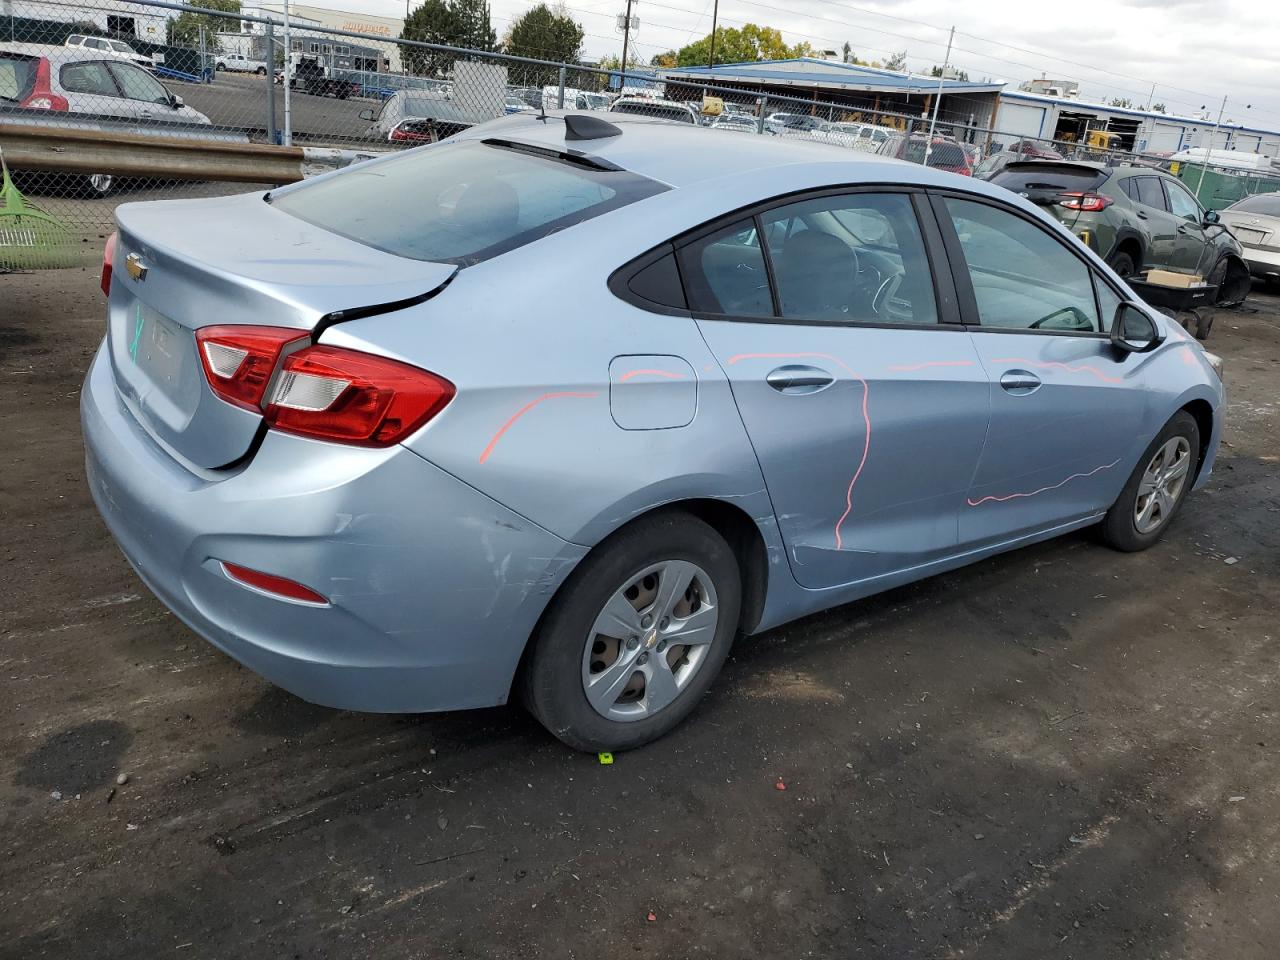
[842,40,852,63]
[504,3,584,64]
[599,53,643,71]
[929,65,969,81]
[167,0,240,50]
[1151,102,1167,114]
[883,49,907,71]
[674,23,811,67]
[401,0,496,76]
[650,50,678,68]
[1108,97,1134,108]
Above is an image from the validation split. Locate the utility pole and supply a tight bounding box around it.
[1194,94,1227,201]
[282,0,292,146]
[708,0,718,69]
[619,0,634,94]
[924,25,954,164]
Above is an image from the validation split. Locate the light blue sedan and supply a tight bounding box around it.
[82,112,1225,751]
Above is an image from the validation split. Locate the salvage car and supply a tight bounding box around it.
[1,43,211,196]
[988,160,1250,300]
[1218,192,1280,286]
[84,112,1224,752]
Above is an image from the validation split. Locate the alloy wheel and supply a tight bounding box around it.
[581,560,719,722]
[1134,436,1192,534]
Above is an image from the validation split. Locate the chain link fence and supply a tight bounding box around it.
[3,0,1277,270]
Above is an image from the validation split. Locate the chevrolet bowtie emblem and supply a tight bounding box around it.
[125,253,148,282]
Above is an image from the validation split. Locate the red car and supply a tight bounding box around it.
[879,135,975,176]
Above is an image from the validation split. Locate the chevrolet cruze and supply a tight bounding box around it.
[82,112,1225,751]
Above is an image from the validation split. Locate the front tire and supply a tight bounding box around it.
[1098,411,1199,551]
[522,511,741,753]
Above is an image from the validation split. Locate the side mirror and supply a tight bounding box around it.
[170,94,184,109]
[1202,209,1221,225]
[358,108,376,121]
[1111,301,1163,354]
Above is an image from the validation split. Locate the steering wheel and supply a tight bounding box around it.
[1030,306,1092,330]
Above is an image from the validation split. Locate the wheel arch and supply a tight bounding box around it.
[1179,397,1215,481]
[510,497,772,703]
[1110,229,1144,270]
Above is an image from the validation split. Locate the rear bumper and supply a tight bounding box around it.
[81,343,585,712]
[1241,245,1280,278]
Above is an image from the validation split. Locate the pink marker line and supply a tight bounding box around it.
[887,360,975,372]
[479,391,598,464]
[727,351,869,550]
[966,459,1121,507]
[992,357,1123,385]
[618,368,684,382]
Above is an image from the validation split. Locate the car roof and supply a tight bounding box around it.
[455,111,993,190]
[0,41,124,61]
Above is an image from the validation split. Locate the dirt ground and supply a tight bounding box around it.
[2,266,1278,960]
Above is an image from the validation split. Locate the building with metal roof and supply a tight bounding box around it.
[657,57,1005,129]
[995,90,1280,157]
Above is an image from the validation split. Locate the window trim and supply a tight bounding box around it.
[928,189,1116,340]
[104,60,170,105]
[1161,176,1203,223]
[610,183,963,332]
[606,243,693,317]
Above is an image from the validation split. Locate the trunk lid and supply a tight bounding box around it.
[107,192,456,469]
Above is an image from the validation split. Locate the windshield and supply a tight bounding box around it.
[109,40,134,53]
[1228,193,1280,217]
[991,163,1109,195]
[901,140,968,167]
[270,140,666,265]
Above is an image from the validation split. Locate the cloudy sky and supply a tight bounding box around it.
[342,0,1280,128]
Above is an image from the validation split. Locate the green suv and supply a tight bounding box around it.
[990,161,1249,300]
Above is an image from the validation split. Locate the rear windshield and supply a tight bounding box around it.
[1228,193,1280,217]
[990,163,1109,194]
[0,54,37,102]
[611,102,692,123]
[901,141,968,167]
[269,139,665,264]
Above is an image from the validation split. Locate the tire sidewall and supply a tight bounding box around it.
[1108,250,1135,278]
[1102,411,1200,551]
[525,512,741,753]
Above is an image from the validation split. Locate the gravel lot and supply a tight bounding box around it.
[1,268,1278,959]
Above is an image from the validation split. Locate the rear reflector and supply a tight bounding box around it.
[100,231,117,297]
[196,325,309,411]
[264,345,455,447]
[222,561,328,604]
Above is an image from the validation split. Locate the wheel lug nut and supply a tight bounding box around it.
[659,617,669,630]
[626,636,639,650]
[637,652,649,665]
[656,640,667,652]
[640,614,653,629]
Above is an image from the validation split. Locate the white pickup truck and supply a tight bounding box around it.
[215,53,268,75]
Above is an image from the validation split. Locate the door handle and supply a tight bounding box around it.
[1136,211,1149,220]
[999,370,1042,394]
[766,364,835,394]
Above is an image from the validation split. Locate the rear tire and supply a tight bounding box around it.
[1107,250,1136,278]
[1098,411,1199,552]
[522,511,741,753]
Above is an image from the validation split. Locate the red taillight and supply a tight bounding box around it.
[390,125,435,143]
[222,562,328,604]
[1058,192,1113,212]
[264,345,455,446]
[100,231,117,297]
[195,325,309,411]
[20,58,70,111]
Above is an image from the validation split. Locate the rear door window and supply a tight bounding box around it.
[761,193,938,325]
[270,139,666,265]
[678,220,773,317]
[1135,177,1169,211]
[60,61,120,97]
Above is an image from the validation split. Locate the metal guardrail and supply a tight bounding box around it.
[0,123,385,183]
